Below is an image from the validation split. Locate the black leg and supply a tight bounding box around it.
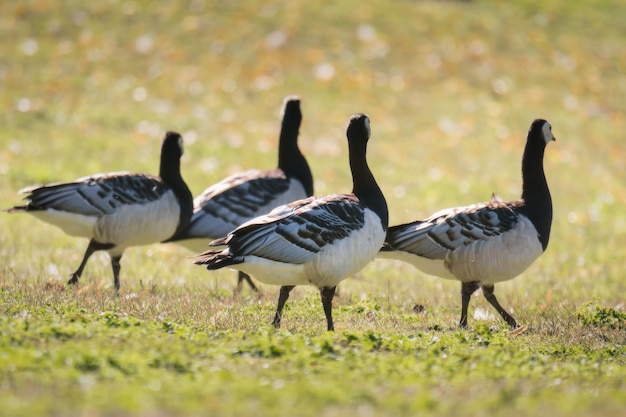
[111,254,122,292]
[460,281,481,328]
[271,285,295,328]
[481,284,518,329]
[67,240,98,286]
[320,286,337,331]
[236,271,259,294]
[68,240,116,287]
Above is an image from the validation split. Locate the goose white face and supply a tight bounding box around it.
[178,136,184,155]
[364,116,371,139]
[541,121,555,144]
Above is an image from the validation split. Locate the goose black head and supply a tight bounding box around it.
[162,131,184,159]
[281,95,302,123]
[528,119,556,146]
[347,113,371,145]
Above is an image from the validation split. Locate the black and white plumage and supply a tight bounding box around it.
[167,96,314,292]
[8,132,193,291]
[379,119,556,329]
[194,113,388,331]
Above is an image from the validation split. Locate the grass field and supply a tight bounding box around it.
[1,0,625,416]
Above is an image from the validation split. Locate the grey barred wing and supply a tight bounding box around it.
[225,195,366,264]
[387,201,522,259]
[19,173,169,216]
[192,169,291,224]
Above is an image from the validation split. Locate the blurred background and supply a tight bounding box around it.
[1,0,625,304]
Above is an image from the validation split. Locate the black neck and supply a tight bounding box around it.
[520,138,552,250]
[350,141,388,230]
[160,152,193,238]
[277,115,314,197]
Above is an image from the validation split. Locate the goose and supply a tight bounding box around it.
[167,96,314,293]
[379,119,555,330]
[7,131,193,291]
[194,113,388,331]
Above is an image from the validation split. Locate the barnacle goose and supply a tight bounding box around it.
[167,96,313,293]
[8,131,193,291]
[194,114,388,331]
[379,119,555,330]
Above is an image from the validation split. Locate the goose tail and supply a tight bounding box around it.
[5,205,28,213]
[193,249,243,270]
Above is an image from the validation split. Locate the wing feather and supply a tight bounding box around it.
[386,200,523,259]
[15,173,169,216]
[184,169,301,238]
[214,194,365,264]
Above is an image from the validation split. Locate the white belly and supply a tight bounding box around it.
[30,210,97,238]
[446,219,544,284]
[93,192,181,249]
[379,216,544,285]
[237,209,386,288]
[377,249,456,280]
[30,190,182,253]
[232,257,310,286]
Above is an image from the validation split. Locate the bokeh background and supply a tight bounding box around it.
[2,0,624,299]
[0,1,624,416]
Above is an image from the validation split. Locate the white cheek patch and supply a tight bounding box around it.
[178,137,184,155]
[541,122,554,144]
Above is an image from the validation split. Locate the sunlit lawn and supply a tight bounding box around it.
[0,0,625,416]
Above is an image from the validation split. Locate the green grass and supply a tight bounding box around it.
[1,0,625,416]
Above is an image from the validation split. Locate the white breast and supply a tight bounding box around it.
[305,209,386,287]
